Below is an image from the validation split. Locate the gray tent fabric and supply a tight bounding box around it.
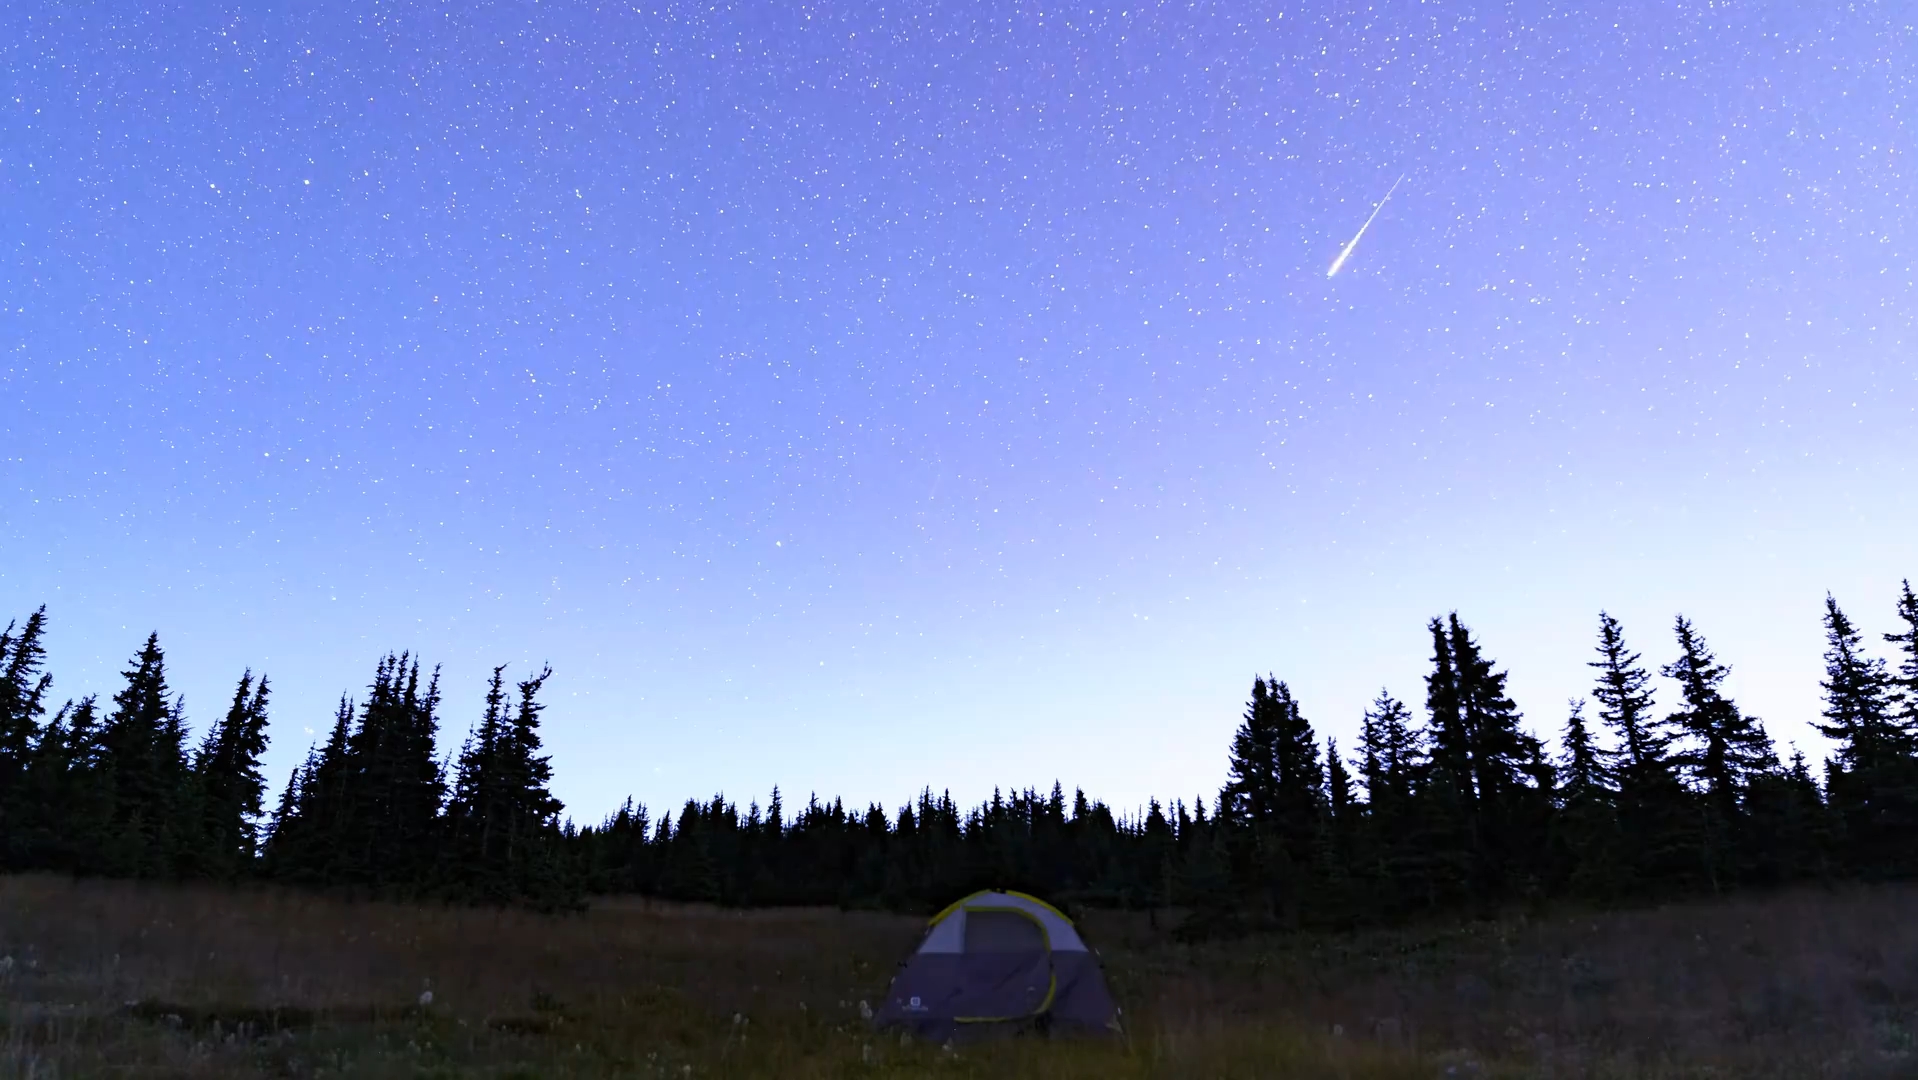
[874,890,1122,1041]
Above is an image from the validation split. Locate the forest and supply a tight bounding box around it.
[2,582,1916,932]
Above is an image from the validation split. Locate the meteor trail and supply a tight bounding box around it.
[1326,172,1405,278]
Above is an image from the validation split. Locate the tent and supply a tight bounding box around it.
[873,889,1122,1041]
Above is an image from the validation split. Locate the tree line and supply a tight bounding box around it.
[3,582,1917,929]
[0,621,573,908]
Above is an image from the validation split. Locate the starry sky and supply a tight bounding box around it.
[4,1,1913,822]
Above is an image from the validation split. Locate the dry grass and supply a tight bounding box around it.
[2,875,1916,1077]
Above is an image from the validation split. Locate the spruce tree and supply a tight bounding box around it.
[97,634,192,877]
[266,695,356,883]
[1590,613,1668,772]
[1815,596,1903,770]
[1882,580,1918,740]
[1436,614,1548,902]
[0,607,53,867]
[1414,621,1478,909]
[1357,689,1422,809]
[1354,689,1425,915]
[1588,612,1695,895]
[445,664,571,905]
[502,665,564,892]
[447,666,514,897]
[1269,680,1323,867]
[1447,615,1541,819]
[192,672,273,879]
[1744,746,1832,885]
[1315,738,1359,922]
[1818,594,1918,878]
[334,654,446,891]
[1424,619,1469,807]
[1554,699,1621,899]
[1557,700,1607,798]
[22,696,109,871]
[1222,676,1283,829]
[1663,616,1773,890]
[1325,740,1355,840]
[1220,676,1320,923]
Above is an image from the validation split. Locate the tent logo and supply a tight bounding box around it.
[906,996,926,1012]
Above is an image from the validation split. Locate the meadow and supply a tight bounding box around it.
[3,875,1916,1078]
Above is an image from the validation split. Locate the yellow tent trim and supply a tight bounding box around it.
[954,969,1057,1025]
[926,889,1075,927]
[952,905,1059,1024]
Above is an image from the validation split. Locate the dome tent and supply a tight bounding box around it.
[873,889,1122,1041]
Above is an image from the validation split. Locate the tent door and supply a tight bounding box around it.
[952,907,1056,1023]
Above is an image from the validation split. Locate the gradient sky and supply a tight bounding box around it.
[4,1,1913,824]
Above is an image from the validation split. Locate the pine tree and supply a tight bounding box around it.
[1220,676,1320,923]
[266,695,356,883]
[1354,689,1426,916]
[1425,619,1469,806]
[499,665,569,905]
[1818,594,1918,878]
[447,666,514,897]
[1587,612,1695,895]
[1663,616,1774,890]
[1744,747,1833,885]
[96,634,192,877]
[1314,738,1360,922]
[1590,613,1669,773]
[1270,681,1323,867]
[1172,795,1238,941]
[192,672,273,879]
[0,607,53,868]
[334,654,446,891]
[1430,614,1548,903]
[1816,596,1903,770]
[1325,740,1355,840]
[444,664,572,906]
[1448,615,1541,820]
[1882,580,1918,741]
[1554,699,1621,899]
[1557,700,1607,799]
[1222,676,1284,829]
[1357,689,1423,810]
[17,696,106,870]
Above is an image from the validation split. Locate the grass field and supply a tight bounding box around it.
[3,875,1917,1078]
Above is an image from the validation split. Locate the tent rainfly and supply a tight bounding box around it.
[873,889,1122,1041]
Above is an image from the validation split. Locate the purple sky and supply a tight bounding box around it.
[4,1,1913,823]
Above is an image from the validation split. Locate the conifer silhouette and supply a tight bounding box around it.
[1818,595,1918,878]
[5,588,1916,923]
[0,608,52,865]
[191,671,272,879]
[1663,616,1775,890]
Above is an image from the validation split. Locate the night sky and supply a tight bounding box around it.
[4,2,1913,821]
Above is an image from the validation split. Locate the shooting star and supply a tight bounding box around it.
[1326,172,1405,278]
